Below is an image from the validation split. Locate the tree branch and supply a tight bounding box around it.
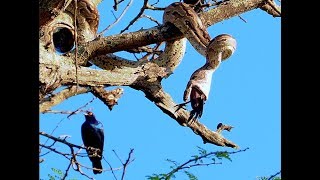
[40,85,89,113]
[260,0,281,17]
[65,0,270,65]
[98,0,133,35]
[90,87,124,110]
[133,83,239,148]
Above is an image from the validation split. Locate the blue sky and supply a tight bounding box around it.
[40,1,280,179]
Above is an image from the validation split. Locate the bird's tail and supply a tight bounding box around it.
[92,160,103,174]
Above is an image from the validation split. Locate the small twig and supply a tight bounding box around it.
[112,150,124,164]
[98,0,133,35]
[151,0,160,6]
[141,14,161,25]
[104,157,118,180]
[165,147,249,178]
[113,0,126,10]
[113,0,118,10]
[238,15,247,23]
[40,150,52,157]
[120,0,149,33]
[180,161,222,169]
[40,144,70,158]
[42,109,87,115]
[67,97,96,119]
[121,149,135,180]
[145,4,165,11]
[61,160,73,180]
[40,132,85,149]
[267,171,281,180]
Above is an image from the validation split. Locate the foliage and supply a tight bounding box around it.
[146,146,246,180]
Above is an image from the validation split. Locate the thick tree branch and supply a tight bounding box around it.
[40,85,89,113]
[91,87,124,110]
[133,83,239,148]
[66,0,271,65]
[40,58,171,88]
[260,0,281,17]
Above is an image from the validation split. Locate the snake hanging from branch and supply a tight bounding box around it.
[161,2,237,123]
[40,0,237,124]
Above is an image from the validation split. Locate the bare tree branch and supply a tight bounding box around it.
[40,85,89,113]
[98,0,133,35]
[91,87,124,110]
[120,0,149,33]
[134,83,239,148]
[61,160,73,180]
[121,149,135,180]
[67,97,96,118]
[113,0,126,11]
[267,171,281,180]
[61,0,273,64]
[260,0,281,17]
[151,147,250,179]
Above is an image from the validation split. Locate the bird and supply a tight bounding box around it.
[81,111,104,174]
[175,85,206,123]
[189,86,206,120]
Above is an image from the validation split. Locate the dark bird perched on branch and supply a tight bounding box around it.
[81,111,104,174]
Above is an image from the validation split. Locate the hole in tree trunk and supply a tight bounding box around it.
[53,27,75,53]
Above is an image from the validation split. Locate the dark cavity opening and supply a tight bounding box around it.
[53,27,75,53]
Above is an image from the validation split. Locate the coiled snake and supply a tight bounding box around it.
[163,2,237,121]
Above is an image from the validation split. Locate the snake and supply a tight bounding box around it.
[40,0,236,122]
[162,2,237,121]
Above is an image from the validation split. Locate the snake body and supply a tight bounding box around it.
[163,2,237,120]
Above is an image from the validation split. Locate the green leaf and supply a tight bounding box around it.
[192,155,199,163]
[48,174,55,180]
[215,152,232,162]
[51,167,64,177]
[197,146,207,156]
[146,174,161,180]
[166,159,179,167]
[184,171,198,180]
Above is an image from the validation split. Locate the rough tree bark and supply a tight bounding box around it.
[39,0,281,149]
